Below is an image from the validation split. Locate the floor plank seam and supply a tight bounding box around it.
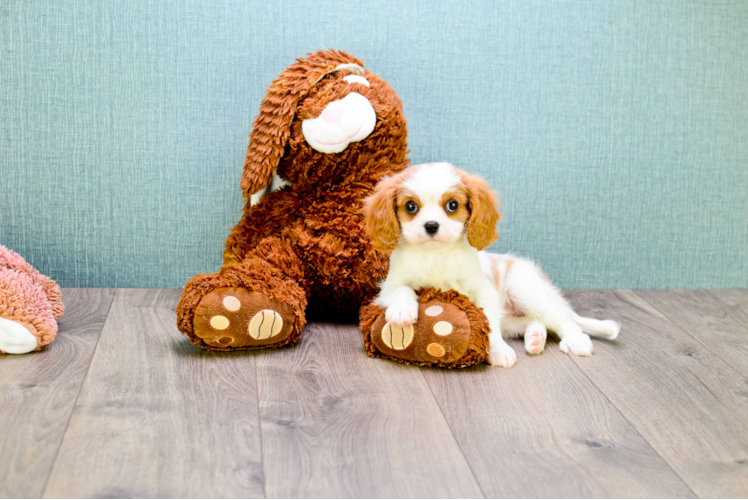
[253,354,268,499]
[632,290,748,381]
[564,345,700,498]
[419,368,488,499]
[39,288,117,499]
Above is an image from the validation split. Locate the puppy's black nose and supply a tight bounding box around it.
[424,221,439,236]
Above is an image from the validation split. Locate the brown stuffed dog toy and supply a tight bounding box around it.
[177,50,411,350]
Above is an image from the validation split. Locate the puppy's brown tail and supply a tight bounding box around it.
[572,312,620,339]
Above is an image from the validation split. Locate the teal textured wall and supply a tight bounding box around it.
[1,0,746,289]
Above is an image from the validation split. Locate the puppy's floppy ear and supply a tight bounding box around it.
[363,175,402,253]
[461,172,502,251]
[241,50,365,197]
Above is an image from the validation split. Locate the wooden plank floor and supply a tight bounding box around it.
[1,288,747,498]
[0,289,115,499]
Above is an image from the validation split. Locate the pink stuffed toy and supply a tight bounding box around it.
[0,245,64,354]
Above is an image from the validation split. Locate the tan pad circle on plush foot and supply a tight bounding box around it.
[248,310,284,340]
[209,315,230,330]
[193,287,294,349]
[433,321,453,336]
[425,305,443,316]
[427,343,446,357]
[381,322,414,350]
[222,296,241,311]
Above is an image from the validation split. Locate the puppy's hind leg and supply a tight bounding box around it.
[557,312,620,355]
[557,321,594,356]
[503,257,593,357]
[524,320,547,355]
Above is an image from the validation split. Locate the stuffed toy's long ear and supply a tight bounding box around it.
[363,175,402,253]
[460,172,502,251]
[240,50,365,197]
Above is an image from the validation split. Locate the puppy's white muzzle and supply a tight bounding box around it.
[302,93,376,154]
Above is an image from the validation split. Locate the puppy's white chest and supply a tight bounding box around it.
[390,244,482,298]
[411,257,463,289]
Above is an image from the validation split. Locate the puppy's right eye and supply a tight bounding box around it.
[405,201,418,214]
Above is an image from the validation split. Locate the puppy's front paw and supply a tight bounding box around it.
[488,343,517,368]
[385,300,419,326]
[560,333,593,356]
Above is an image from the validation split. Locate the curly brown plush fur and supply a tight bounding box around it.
[177,50,409,350]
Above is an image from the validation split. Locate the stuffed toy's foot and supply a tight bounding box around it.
[0,245,62,354]
[192,287,296,349]
[0,317,39,354]
[177,261,307,351]
[360,288,490,368]
[0,245,64,321]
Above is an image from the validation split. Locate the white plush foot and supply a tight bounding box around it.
[524,321,547,355]
[488,342,517,368]
[560,333,594,356]
[385,299,419,326]
[0,317,38,354]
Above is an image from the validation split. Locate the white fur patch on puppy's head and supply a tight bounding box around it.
[398,163,469,247]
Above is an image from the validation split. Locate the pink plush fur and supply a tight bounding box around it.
[0,245,64,352]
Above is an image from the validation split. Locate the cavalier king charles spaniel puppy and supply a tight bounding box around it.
[364,162,619,367]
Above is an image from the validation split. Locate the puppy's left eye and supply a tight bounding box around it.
[405,201,418,214]
[446,200,459,213]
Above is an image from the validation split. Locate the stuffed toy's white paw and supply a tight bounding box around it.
[0,316,38,354]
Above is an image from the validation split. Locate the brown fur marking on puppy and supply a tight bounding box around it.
[363,166,429,253]
[440,188,471,224]
[505,257,515,275]
[395,190,422,223]
[457,170,502,251]
[363,175,404,254]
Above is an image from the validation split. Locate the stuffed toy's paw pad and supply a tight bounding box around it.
[371,300,473,364]
[0,316,39,354]
[193,287,295,350]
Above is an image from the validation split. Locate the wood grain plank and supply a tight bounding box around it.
[566,289,748,498]
[710,289,748,310]
[256,322,484,498]
[43,289,265,499]
[0,288,115,499]
[638,289,748,377]
[422,338,695,498]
